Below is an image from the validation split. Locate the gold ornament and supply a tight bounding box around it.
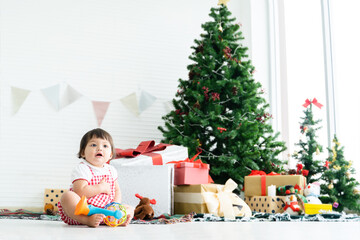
[218,25,223,32]
[332,138,340,146]
[328,183,334,189]
[218,0,230,6]
[333,165,341,171]
[353,189,360,194]
[346,172,351,178]
[316,147,320,155]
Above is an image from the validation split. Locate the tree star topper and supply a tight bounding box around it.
[218,0,230,6]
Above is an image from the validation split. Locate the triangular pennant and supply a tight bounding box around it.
[11,86,31,115]
[60,85,83,109]
[92,101,110,126]
[120,92,139,116]
[139,90,156,113]
[41,84,60,111]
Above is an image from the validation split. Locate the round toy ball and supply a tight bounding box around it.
[103,202,127,227]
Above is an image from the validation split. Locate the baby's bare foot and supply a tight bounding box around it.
[86,214,105,227]
[119,215,132,227]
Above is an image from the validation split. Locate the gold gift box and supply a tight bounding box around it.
[174,184,219,214]
[244,175,307,197]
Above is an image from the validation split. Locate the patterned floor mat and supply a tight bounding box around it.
[1,209,359,223]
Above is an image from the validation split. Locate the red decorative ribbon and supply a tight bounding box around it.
[167,150,214,183]
[248,170,280,196]
[302,98,323,109]
[167,150,207,168]
[114,140,170,165]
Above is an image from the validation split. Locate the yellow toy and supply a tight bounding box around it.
[75,196,127,227]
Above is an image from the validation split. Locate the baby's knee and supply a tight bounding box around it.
[60,191,79,205]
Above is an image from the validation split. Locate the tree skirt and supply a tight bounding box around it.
[193,212,360,222]
[1,209,359,223]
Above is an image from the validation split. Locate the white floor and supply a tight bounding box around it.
[0,219,359,240]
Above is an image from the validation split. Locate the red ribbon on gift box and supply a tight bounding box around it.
[167,150,214,183]
[114,140,171,165]
[248,170,281,196]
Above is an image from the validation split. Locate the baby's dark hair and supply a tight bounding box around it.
[78,128,116,159]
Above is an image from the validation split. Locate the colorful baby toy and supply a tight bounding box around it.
[74,196,127,227]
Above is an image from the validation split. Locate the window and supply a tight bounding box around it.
[273,0,359,179]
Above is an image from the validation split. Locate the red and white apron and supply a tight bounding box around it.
[58,164,116,225]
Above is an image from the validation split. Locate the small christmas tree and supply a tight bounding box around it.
[320,136,360,212]
[158,1,286,187]
[293,98,325,183]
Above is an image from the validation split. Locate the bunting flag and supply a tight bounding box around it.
[11,86,31,115]
[120,92,139,116]
[11,83,159,121]
[92,101,110,126]
[60,85,83,109]
[139,90,156,113]
[41,84,61,111]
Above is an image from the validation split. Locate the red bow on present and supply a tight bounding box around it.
[114,141,170,165]
[247,170,280,196]
[302,98,323,109]
[248,170,280,176]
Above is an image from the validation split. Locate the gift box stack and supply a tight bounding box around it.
[110,140,188,216]
[171,152,252,219]
[244,171,307,214]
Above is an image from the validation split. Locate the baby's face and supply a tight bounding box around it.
[82,137,113,167]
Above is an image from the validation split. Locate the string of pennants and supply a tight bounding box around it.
[11,83,163,126]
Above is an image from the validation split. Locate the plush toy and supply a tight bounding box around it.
[134,193,156,220]
[304,182,322,204]
[284,194,302,216]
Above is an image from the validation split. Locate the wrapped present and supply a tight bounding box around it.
[111,164,174,216]
[244,196,287,214]
[244,173,307,197]
[44,188,68,213]
[174,179,252,220]
[168,151,212,185]
[111,140,188,166]
[304,203,332,215]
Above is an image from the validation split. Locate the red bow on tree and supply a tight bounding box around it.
[302,98,323,109]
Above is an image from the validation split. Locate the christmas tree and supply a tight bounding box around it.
[320,136,360,212]
[292,98,325,183]
[158,1,286,187]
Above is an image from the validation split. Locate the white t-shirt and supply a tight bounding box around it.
[70,159,118,188]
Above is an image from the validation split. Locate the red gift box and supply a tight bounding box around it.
[168,151,213,185]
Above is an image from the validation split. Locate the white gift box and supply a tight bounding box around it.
[113,144,188,166]
[110,164,174,216]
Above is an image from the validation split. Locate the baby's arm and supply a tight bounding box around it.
[113,181,121,203]
[72,178,111,198]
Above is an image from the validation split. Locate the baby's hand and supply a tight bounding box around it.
[98,178,111,194]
